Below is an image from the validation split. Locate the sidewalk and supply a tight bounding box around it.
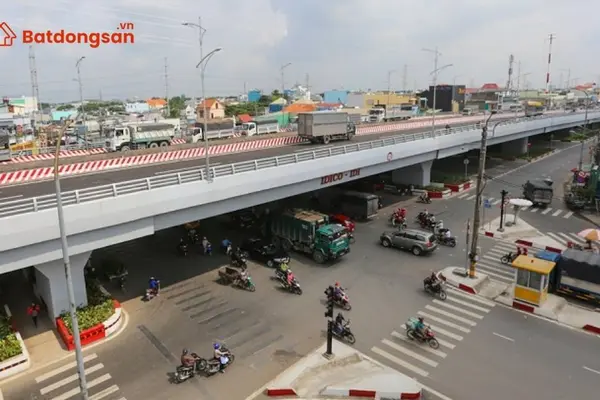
[0,270,69,367]
[247,342,422,399]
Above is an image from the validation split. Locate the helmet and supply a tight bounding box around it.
[213,343,221,350]
[182,348,189,355]
[418,317,424,323]
[335,282,340,287]
[150,277,155,280]
[337,312,343,319]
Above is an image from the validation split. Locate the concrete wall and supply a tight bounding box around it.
[502,138,529,155]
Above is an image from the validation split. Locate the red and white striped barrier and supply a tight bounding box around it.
[320,387,421,399]
[357,115,481,135]
[0,137,304,186]
[482,233,564,254]
[5,148,108,163]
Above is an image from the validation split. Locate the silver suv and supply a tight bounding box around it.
[380,229,438,256]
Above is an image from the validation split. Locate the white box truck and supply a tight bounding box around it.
[106,122,175,151]
[368,105,413,123]
[297,111,355,144]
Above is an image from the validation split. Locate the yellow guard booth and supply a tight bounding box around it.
[511,255,556,306]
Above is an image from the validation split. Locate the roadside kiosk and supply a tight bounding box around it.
[511,255,557,307]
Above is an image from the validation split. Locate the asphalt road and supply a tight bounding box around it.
[0,197,451,400]
[0,115,523,200]
[429,304,600,400]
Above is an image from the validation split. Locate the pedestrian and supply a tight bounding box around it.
[27,302,40,328]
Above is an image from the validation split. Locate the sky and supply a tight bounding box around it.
[1,0,598,103]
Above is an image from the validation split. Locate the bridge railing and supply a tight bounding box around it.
[0,112,591,218]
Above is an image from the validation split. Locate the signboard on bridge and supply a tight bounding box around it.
[321,169,361,185]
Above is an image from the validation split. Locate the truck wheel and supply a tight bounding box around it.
[160,141,169,147]
[120,145,131,152]
[313,250,326,264]
[322,135,331,144]
[149,142,159,148]
[347,132,354,140]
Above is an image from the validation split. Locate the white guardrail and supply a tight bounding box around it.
[0,113,590,218]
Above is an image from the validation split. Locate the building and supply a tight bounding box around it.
[5,96,38,115]
[269,97,287,113]
[197,99,226,119]
[146,98,167,110]
[51,110,78,121]
[323,90,348,104]
[248,90,262,103]
[346,92,415,109]
[125,102,150,114]
[421,85,466,112]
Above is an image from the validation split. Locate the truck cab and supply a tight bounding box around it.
[368,107,385,123]
[314,224,350,262]
[106,126,134,151]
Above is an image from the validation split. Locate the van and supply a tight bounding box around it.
[462,108,475,116]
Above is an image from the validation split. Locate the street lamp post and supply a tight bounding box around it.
[281,63,292,99]
[423,47,452,136]
[387,70,397,106]
[75,57,87,149]
[452,75,462,113]
[54,121,89,399]
[196,48,223,182]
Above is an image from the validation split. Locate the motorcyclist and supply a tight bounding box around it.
[398,208,407,219]
[221,238,232,254]
[178,238,188,252]
[238,267,249,285]
[181,348,197,370]
[419,192,430,202]
[334,312,346,335]
[202,237,212,255]
[427,272,440,288]
[286,270,295,287]
[276,261,289,280]
[213,343,228,373]
[148,277,160,296]
[230,248,245,267]
[333,282,344,302]
[444,229,452,240]
[414,316,426,339]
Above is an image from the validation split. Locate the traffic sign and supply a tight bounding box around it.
[483,199,491,208]
[463,158,470,165]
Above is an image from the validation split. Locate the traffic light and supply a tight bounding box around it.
[324,287,334,318]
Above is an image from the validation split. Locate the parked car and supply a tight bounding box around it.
[240,238,290,267]
[380,229,438,256]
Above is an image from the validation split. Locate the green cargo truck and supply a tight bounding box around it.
[270,209,350,263]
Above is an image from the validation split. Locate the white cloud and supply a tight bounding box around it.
[0,0,597,102]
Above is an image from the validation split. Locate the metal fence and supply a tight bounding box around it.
[0,113,570,218]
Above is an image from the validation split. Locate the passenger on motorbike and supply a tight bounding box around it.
[286,270,295,287]
[221,238,232,254]
[334,312,346,335]
[239,268,249,285]
[399,208,407,219]
[181,348,197,370]
[428,272,439,286]
[333,282,345,301]
[444,229,452,239]
[419,192,430,202]
[213,343,228,373]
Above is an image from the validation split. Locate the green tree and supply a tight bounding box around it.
[56,104,75,111]
[168,95,187,118]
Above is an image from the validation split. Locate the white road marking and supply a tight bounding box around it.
[491,199,501,205]
[458,193,470,199]
[417,381,454,400]
[466,195,476,200]
[583,366,600,375]
[446,287,496,307]
[530,207,539,213]
[521,206,529,211]
[541,208,553,215]
[417,311,471,333]
[381,339,439,367]
[387,334,448,358]
[445,295,492,312]
[41,363,104,394]
[475,266,514,281]
[552,209,562,217]
[401,324,463,342]
[89,385,120,400]
[371,346,429,377]
[493,332,515,342]
[36,354,98,383]
[51,374,112,400]
[430,300,485,319]
[563,211,574,219]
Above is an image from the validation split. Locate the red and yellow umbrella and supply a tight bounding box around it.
[577,229,600,241]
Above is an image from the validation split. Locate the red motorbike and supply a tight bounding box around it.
[390,212,407,229]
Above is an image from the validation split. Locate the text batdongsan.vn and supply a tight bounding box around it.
[22,22,135,48]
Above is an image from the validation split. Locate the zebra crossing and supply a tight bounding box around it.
[161,280,283,359]
[32,353,126,400]
[455,193,575,219]
[369,288,495,378]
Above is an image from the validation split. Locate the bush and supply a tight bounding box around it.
[60,279,113,334]
[60,299,114,334]
[424,185,445,192]
[0,333,22,362]
[0,314,12,339]
[438,176,470,185]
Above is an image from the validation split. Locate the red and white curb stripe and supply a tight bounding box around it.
[510,300,600,335]
[0,137,304,185]
[266,388,421,399]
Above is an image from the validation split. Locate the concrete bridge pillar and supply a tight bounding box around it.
[391,160,433,187]
[501,137,528,156]
[34,251,91,324]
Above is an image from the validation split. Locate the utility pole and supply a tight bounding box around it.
[516,61,521,92]
[498,189,509,232]
[280,63,292,99]
[468,112,496,278]
[506,54,514,93]
[387,70,395,106]
[402,64,408,93]
[28,45,40,136]
[423,47,452,137]
[243,81,247,98]
[545,34,556,93]
[164,57,170,117]
[98,89,103,102]
[75,56,87,149]
[324,286,335,358]
[305,73,311,100]
[183,17,205,105]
